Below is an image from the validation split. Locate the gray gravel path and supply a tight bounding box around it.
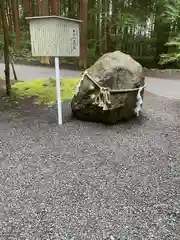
[0,93,180,239]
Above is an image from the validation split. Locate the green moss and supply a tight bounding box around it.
[12,77,80,104]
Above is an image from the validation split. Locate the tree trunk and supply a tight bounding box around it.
[23,0,32,40]
[110,0,117,51]
[51,0,58,15]
[154,5,171,66]
[101,0,105,54]
[32,0,37,16]
[104,0,108,53]
[38,0,51,64]
[68,0,74,18]
[12,0,20,50]
[23,0,31,18]
[79,0,88,69]
[0,1,11,96]
[5,0,12,31]
[96,0,102,55]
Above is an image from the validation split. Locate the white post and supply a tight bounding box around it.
[55,57,62,125]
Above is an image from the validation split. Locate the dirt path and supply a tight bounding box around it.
[0,62,81,81]
[146,77,180,99]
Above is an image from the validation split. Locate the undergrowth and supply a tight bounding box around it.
[11,77,80,104]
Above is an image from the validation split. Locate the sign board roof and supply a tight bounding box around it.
[26,15,82,23]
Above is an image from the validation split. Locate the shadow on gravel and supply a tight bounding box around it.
[0,95,73,124]
[0,92,149,126]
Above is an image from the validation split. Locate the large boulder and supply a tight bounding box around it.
[71,51,145,124]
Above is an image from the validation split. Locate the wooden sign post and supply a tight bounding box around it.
[26,16,82,125]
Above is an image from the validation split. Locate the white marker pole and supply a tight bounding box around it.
[55,57,62,125]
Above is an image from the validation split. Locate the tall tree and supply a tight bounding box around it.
[12,0,20,49]
[23,0,31,18]
[154,0,171,65]
[51,0,59,15]
[80,0,88,68]
[38,0,51,64]
[0,0,11,96]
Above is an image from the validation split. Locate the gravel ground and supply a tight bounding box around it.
[0,93,180,240]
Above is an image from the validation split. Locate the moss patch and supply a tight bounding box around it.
[12,77,80,104]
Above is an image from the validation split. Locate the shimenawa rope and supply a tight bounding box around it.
[75,70,146,113]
